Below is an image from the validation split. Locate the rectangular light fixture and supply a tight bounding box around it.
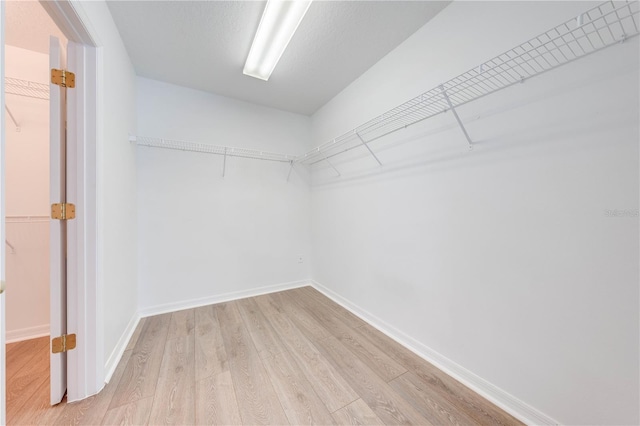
[243,0,312,81]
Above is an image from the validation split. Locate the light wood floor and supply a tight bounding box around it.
[6,287,522,425]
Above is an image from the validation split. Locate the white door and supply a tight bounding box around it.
[49,35,67,406]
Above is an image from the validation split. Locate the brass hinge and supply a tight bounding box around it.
[52,334,77,353]
[51,68,75,88]
[51,203,76,220]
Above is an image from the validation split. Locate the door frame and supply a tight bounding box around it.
[40,0,103,402]
[1,2,6,423]
[0,1,102,416]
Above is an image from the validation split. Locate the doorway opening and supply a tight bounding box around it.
[4,1,67,422]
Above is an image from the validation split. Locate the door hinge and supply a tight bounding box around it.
[52,333,77,354]
[51,68,75,88]
[51,203,76,220]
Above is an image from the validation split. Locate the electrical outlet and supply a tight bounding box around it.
[298,255,304,264]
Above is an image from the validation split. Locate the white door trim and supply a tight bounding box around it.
[40,0,103,401]
[1,0,101,409]
[1,0,102,417]
[1,1,7,422]
[49,35,67,406]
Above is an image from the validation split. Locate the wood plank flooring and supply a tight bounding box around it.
[6,287,523,425]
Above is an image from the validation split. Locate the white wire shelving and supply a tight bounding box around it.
[5,77,49,100]
[131,1,638,180]
[4,77,50,132]
[296,0,639,170]
[131,136,298,178]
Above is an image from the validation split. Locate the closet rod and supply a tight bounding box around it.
[296,0,639,167]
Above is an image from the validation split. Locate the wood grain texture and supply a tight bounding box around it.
[167,308,195,340]
[195,371,242,425]
[332,398,385,425]
[101,396,153,425]
[315,336,433,425]
[195,305,228,380]
[236,296,288,359]
[148,335,196,425]
[216,301,289,425]
[295,287,368,329]
[6,338,50,425]
[109,313,171,409]
[356,324,523,425]
[275,291,332,341]
[7,287,522,426]
[6,336,48,382]
[255,293,359,413]
[7,371,49,425]
[390,372,480,425]
[261,350,336,425]
[293,292,406,382]
[6,346,48,404]
[53,350,135,425]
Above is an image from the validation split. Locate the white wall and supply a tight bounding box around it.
[76,1,138,373]
[4,45,50,342]
[310,2,639,425]
[136,78,311,312]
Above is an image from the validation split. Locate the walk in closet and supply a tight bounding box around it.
[0,1,638,425]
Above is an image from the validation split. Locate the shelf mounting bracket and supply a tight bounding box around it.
[222,147,227,178]
[355,133,382,166]
[322,153,341,177]
[5,239,15,254]
[440,85,473,150]
[286,160,295,182]
[5,105,20,132]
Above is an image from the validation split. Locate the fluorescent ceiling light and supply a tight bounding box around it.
[243,0,312,81]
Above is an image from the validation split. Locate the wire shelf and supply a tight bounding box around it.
[5,77,49,100]
[297,0,639,166]
[133,136,296,163]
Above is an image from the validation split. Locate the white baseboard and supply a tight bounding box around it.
[310,280,559,426]
[6,324,49,343]
[138,279,311,318]
[104,312,141,384]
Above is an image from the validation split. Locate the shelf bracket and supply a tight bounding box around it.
[355,133,382,166]
[322,153,341,177]
[286,160,295,182]
[439,85,473,151]
[5,105,20,132]
[5,239,15,254]
[222,147,227,178]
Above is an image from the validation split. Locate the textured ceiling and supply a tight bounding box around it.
[107,1,450,115]
[5,1,67,54]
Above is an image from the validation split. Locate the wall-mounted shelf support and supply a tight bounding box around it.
[322,152,341,177]
[440,85,473,151]
[5,105,21,132]
[356,133,383,166]
[222,147,228,178]
[132,136,297,179]
[130,2,638,182]
[5,239,15,254]
[286,161,295,182]
[294,1,638,171]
